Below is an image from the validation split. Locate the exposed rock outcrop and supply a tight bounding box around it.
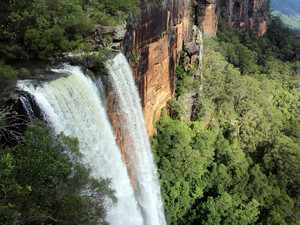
[106,90,138,188]
[220,0,270,36]
[108,0,270,143]
[123,0,194,136]
[186,42,199,55]
[91,22,127,50]
[195,0,218,36]
[202,0,218,35]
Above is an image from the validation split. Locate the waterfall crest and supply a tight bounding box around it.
[18,65,144,225]
[106,53,166,225]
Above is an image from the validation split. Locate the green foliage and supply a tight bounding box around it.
[175,52,200,97]
[0,153,22,223]
[103,0,137,16]
[0,0,138,60]
[24,27,74,59]
[0,61,18,92]
[167,99,186,120]
[266,16,300,62]
[130,50,139,67]
[152,115,204,224]
[152,16,300,224]
[217,16,300,76]
[77,48,114,76]
[196,40,202,46]
[0,120,115,224]
[217,18,259,75]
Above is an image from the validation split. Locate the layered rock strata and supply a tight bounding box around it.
[123,0,194,136]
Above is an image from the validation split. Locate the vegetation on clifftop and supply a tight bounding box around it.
[0,0,165,62]
[0,0,137,61]
[152,16,300,225]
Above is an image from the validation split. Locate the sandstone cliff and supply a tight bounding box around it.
[220,0,270,36]
[195,0,218,36]
[107,0,202,186]
[123,0,194,136]
[107,0,270,144]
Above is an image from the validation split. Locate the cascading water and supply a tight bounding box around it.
[17,65,144,225]
[106,53,166,225]
[19,95,34,118]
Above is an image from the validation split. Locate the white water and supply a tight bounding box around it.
[106,53,166,225]
[19,95,34,118]
[17,65,144,225]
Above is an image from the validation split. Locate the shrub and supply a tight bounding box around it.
[167,99,186,120]
[0,61,18,92]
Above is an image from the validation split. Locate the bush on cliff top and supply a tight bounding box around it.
[0,0,137,60]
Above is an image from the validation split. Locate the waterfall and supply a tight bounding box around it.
[19,95,34,118]
[17,65,144,225]
[106,53,166,225]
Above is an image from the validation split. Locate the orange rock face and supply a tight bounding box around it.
[123,0,193,136]
[221,0,269,37]
[105,0,194,186]
[142,36,173,136]
[202,1,218,36]
[106,91,138,187]
[258,20,267,36]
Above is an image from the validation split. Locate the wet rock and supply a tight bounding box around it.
[0,90,43,145]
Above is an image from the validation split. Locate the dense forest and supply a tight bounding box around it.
[0,0,137,60]
[151,16,300,224]
[1,121,116,224]
[0,0,300,224]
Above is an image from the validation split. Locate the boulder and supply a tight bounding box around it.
[185,42,199,56]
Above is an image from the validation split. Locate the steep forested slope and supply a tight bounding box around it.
[152,16,300,225]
